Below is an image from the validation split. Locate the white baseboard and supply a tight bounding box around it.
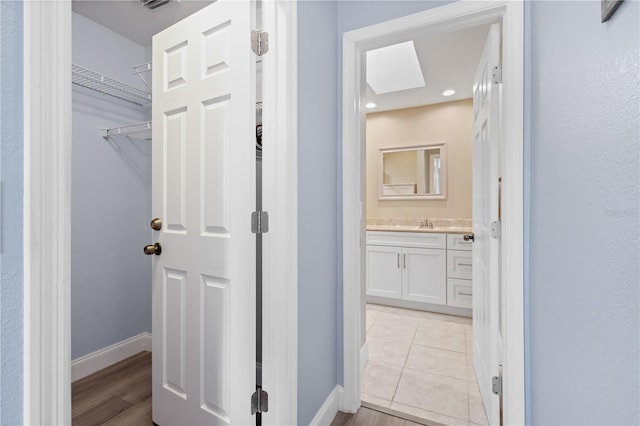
[360,341,369,371]
[71,332,152,382]
[309,385,344,426]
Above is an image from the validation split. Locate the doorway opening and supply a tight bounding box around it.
[361,22,493,426]
[343,2,524,424]
[24,1,298,424]
[69,2,265,424]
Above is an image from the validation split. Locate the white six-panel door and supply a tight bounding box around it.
[472,23,502,425]
[151,1,256,424]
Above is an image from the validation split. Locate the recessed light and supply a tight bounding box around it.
[442,89,456,97]
[366,102,377,109]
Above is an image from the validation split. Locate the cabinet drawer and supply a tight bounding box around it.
[447,278,472,309]
[447,234,473,251]
[366,231,446,249]
[447,250,473,280]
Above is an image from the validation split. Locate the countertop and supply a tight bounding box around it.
[366,225,472,234]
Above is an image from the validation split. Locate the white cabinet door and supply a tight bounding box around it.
[366,245,402,299]
[402,247,446,305]
[152,2,256,425]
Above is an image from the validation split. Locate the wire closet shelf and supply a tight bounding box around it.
[72,63,152,106]
[101,121,152,140]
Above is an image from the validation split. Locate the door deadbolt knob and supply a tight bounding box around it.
[144,243,162,256]
[150,218,162,231]
[463,233,475,242]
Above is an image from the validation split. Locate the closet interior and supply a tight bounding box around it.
[70,4,264,423]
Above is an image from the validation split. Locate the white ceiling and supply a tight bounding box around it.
[72,0,213,46]
[365,24,491,113]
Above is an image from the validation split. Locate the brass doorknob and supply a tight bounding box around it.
[150,218,162,231]
[144,243,162,255]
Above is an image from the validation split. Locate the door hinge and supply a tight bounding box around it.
[251,388,269,414]
[493,64,503,84]
[251,211,269,234]
[492,374,503,396]
[491,220,501,239]
[251,30,269,56]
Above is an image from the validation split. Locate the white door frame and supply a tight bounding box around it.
[22,1,298,424]
[341,2,525,424]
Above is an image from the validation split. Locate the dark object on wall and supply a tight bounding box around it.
[256,124,262,152]
[602,0,624,22]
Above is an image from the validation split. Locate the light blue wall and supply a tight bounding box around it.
[528,1,639,424]
[297,2,339,424]
[336,0,450,34]
[71,12,152,359]
[0,1,24,424]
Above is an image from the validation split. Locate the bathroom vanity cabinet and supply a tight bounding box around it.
[366,231,473,315]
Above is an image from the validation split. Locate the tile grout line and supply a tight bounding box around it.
[366,304,481,424]
[389,313,420,405]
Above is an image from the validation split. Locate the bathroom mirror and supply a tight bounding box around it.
[378,143,447,200]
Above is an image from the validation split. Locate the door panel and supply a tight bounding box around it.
[202,98,230,235]
[472,23,501,425]
[151,1,255,425]
[164,269,187,397]
[164,108,188,232]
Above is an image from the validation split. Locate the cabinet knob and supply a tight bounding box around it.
[463,233,475,242]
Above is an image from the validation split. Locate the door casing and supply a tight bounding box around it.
[341,2,525,424]
[22,1,298,425]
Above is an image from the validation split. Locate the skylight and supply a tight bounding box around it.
[366,41,425,95]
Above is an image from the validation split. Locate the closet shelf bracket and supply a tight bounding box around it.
[101,121,152,140]
[132,62,152,91]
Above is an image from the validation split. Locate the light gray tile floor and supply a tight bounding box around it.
[362,303,489,426]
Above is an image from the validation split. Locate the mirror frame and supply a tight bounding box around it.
[378,142,447,200]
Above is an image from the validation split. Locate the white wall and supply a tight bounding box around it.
[71,13,152,360]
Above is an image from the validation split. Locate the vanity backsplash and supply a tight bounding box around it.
[366,217,472,229]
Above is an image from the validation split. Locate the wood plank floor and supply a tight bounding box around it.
[331,407,430,426]
[72,351,152,426]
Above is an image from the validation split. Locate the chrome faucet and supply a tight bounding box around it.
[421,216,433,229]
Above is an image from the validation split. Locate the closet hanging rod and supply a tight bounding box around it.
[101,121,152,140]
[72,64,152,106]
